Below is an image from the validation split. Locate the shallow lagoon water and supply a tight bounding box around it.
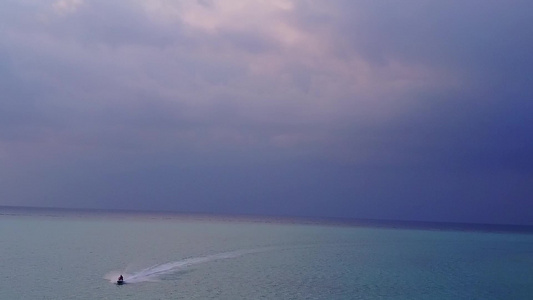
[1,210,533,299]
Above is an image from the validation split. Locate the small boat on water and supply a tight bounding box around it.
[117,275,125,285]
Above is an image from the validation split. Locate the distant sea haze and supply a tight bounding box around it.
[1,205,532,234]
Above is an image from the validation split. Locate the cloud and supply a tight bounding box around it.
[1,0,531,161]
[0,0,532,223]
[53,0,83,15]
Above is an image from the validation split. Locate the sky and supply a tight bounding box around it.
[1,0,532,225]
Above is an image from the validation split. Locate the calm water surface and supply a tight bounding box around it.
[1,210,532,299]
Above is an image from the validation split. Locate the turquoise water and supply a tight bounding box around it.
[1,211,533,299]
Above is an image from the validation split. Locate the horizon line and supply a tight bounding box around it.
[1,204,533,233]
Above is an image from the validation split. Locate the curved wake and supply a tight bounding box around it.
[105,248,268,284]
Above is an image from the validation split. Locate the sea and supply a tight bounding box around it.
[1,206,533,300]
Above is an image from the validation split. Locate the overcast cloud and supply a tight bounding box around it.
[0,0,532,224]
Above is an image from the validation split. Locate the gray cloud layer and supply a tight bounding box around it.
[1,0,532,224]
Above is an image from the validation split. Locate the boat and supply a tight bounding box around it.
[117,279,125,285]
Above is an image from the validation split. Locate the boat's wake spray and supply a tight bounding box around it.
[105,248,269,284]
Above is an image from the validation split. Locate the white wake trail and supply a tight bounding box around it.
[105,248,268,284]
